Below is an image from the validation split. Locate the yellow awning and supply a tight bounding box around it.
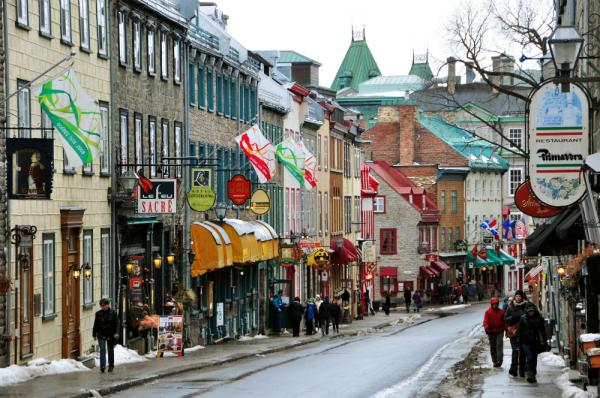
[204,221,233,267]
[255,220,279,258]
[249,221,276,261]
[190,222,232,277]
[221,219,262,264]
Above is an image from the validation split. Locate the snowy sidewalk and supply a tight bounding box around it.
[475,337,594,397]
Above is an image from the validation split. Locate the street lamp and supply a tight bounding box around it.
[166,252,175,266]
[72,263,92,280]
[214,202,227,221]
[557,264,566,277]
[153,253,163,269]
[125,262,135,275]
[549,25,584,92]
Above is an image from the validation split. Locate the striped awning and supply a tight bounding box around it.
[525,265,544,282]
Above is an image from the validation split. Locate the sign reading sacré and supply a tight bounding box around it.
[138,179,177,214]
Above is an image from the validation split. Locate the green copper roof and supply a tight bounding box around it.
[419,113,509,171]
[278,50,321,66]
[409,62,433,81]
[331,38,381,91]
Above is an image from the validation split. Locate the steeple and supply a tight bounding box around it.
[409,49,434,81]
[331,27,381,91]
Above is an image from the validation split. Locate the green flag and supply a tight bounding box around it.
[36,67,101,167]
[276,136,305,186]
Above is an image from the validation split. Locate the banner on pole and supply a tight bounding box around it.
[276,136,305,187]
[235,124,276,184]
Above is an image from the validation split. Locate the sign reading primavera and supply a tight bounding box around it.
[528,81,589,208]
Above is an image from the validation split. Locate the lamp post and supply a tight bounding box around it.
[549,25,584,92]
[214,202,228,221]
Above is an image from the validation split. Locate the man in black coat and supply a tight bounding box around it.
[289,297,305,337]
[404,288,412,313]
[329,298,342,333]
[504,289,528,377]
[93,298,119,372]
[319,297,331,336]
[517,302,549,383]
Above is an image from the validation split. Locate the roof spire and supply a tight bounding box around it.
[352,26,365,42]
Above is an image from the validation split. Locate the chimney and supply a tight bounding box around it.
[491,56,502,93]
[447,57,456,94]
[398,105,417,166]
[465,62,475,83]
[500,55,514,85]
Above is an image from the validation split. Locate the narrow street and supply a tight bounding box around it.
[108,305,484,398]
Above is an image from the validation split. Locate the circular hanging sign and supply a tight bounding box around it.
[227,174,251,205]
[514,179,562,218]
[528,81,590,207]
[250,188,271,215]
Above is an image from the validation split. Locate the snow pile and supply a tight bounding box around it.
[144,350,178,358]
[238,334,268,341]
[539,352,566,368]
[185,345,205,353]
[0,358,89,387]
[434,304,471,312]
[94,344,146,368]
[555,370,594,398]
[580,334,600,343]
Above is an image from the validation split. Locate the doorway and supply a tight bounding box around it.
[19,247,33,358]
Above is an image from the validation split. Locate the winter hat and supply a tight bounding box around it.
[514,289,528,300]
[490,297,500,305]
[525,302,537,312]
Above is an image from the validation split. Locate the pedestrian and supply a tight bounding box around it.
[461,280,469,304]
[383,292,391,315]
[305,299,316,335]
[315,294,323,332]
[468,280,478,302]
[403,288,412,313]
[412,290,422,313]
[483,297,506,367]
[341,289,351,323]
[453,282,462,304]
[477,280,485,301]
[289,297,304,337]
[92,298,119,373]
[365,289,375,315]
[504,289,528,377]
[444,280,452,304]
[330,297,342,333]
[517,302,549,383]
[319,297,331,336]
[272,289,285,334]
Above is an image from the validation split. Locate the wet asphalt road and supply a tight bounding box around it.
[108,304,485,398]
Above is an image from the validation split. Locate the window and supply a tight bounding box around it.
[456,226,460,241]
[79,0,90,50]
[149,117,156,177]
[380,275,398,296]
[147,28,156,75]
[251,86,257,122]
[96,0,107,55]
[161,119,169,176]
[42,234,55,316]
[133,19,141,71]
[101,230,111,301]
[230,77,236,118]
[99,103,109,174]
[174,122,182,177]
[474,180,479,198]
[173,38,181,83]
[373,196,385,213]
[441,227,446,252]
[160,30,168,79]
[83,230,93,305]
[324,192,329,233]
[119,110,128,173]
[39,0,51,36]
[354,196,361,234]
[224,75,230,117]
[17,80,31,138]
[343,142,350,177]
[216,73,223,114]
[344,196,352,234]
[41,107,52,138]
[118,10,126,65]
[508,168,523,196]
[60,0,71,43]
[451,190,457,214]
[509,128,522,149]
[207,67,214,112]
[354,148,361,177]
[244,85,251,122]
[323,136,328,171]
[188,62,195,105]
[198,65,205,108]
[239,83,244,121]
[17,0,28,27]
[448,228,453,249]
[134,113,143,166]
[380,228,397,255]
[440,191,446,213]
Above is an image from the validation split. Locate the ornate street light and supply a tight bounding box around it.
[214,202,227,221]
[166,252,175,266]
[549,25,584,92]
[153,253,163,269]
[557,265,566,276]
[188,250,196,264]
[125,262,135,275]
[73,263,92,280]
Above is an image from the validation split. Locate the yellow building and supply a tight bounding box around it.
[6,0,111,363]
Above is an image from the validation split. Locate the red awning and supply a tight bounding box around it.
[525,265,543,282]
[330,238,359,265]
[431,260,450,273]
[379,267,398,278]
[420,265,439,278]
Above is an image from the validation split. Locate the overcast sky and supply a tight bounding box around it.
[216,0,485,87]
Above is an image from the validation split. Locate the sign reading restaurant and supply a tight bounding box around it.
[138,178,177,214]
[528,81,590,208]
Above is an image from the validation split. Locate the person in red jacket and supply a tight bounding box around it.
[483,297,506,367]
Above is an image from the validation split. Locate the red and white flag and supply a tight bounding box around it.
[235,125,276,184]
[300,141,317,190]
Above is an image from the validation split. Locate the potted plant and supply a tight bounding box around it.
[0,272,11,294]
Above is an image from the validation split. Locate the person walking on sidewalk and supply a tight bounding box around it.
[403,288,412,313]
[305,299,316,335]
[319,297,331,336]
[412,290,422,312]
[505,289,528,377]
[483,297,506,367]
[330,297,342,333]
[272,290,285,334]
[365,289,375,315]
[289,297,304,337]
[383,292,391,315]
[92,298,119,373]
[517,302,549,383]
[315,294,323,333]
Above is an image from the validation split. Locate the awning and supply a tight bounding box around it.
[379,266,398,278]
[254,220,279,258]
[330,238,359,265]
[526,208,579,256]
[525,265,544,282]
[248,221,276,261]
[485,249,503,266]
[420,265,439,278]
[498,250,515,265]
[190,222,233,277]
[431,260,450,272]
[467,250,490,268]
[125,216,159,225]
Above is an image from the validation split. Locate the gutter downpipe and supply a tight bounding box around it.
[3,0,10,366]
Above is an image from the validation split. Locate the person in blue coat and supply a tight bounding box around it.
[272,290,285,334]
[305,299,316,335]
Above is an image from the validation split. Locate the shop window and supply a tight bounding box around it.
[380,276,397,296]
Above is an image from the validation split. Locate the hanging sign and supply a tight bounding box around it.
[514,179,563,218]
[216,302,224,327]
[227,174,251,205]
[250,188,271,215]
[362,242,377,263]
[7,138,54,199]
[528,81,589,207]
[188,168,216,212]
[138,179,177,213]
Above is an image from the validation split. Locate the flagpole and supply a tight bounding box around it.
[0,51,75,107]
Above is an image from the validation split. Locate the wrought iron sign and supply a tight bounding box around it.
[7,138,53,199]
